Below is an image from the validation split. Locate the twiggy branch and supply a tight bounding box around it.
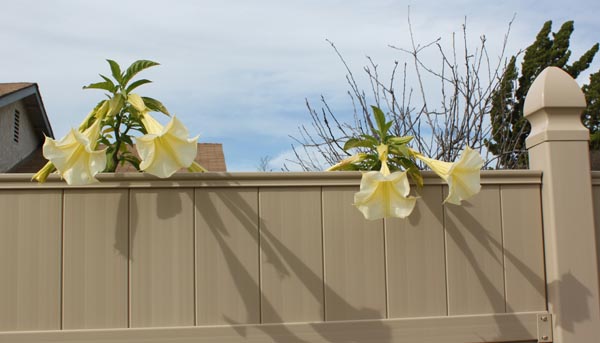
[290,12,516,170]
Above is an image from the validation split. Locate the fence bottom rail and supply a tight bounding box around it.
[0,312,549,343]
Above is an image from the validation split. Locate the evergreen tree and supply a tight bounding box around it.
[487,20,599,168]
[583,70,600,149]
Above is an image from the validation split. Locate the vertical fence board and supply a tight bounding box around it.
[259,187,323,323]
[594,186,600,290]
[63,189,129,329]
[130,189,194,327]
[501,185,546,312]
[445,186,505,315]
[322,187,386,321]
[386,185,447,318]
[0,190,62,331]
[195,188,260,325]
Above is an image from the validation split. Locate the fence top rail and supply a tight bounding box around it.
[0,170,542,189]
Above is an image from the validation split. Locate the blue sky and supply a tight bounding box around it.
[2,0,599,171]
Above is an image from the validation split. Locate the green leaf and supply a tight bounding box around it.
[98,74,117,92]
[408,167,424,188]
[371,106,387,137]
[333,162,361,171]
[393,156,423,188]
[121,134,134,146]
[99,135,111,146]
[122,60,160,86]
[107,59,123,84]
[343,136,378,151]
[383,121,393,135]
[121,154,141,170]
[395,156,415,168]
[357,154,380,171]
[126,79,153,93]
[397,144,411,157]
[388,144,410,158]
[388,136,414,145]
[83,81,115,92]
[107,94,124,116]
[142,96,170,116]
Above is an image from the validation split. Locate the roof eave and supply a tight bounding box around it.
[0,84,54,139]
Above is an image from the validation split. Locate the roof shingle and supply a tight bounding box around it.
[0,83,35,98]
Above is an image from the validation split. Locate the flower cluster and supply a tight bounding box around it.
[33,60,206,185]
[327,106,484,220]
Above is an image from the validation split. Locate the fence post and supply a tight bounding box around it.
[524,66,600,342]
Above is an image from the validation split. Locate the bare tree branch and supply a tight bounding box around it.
[290,13,516,170]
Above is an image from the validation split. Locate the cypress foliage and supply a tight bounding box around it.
[486,57,518,166]
[583,71,600,149]
[487,20,600,168]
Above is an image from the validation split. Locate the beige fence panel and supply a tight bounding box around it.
[445,185,505,315]
[195,188,260,325]
[386,185,447,318]
[0,172,549,342]
[322,186,386,321]
[0,190,62,331]
[500,185,546,312]
[130,188,195,327]
[63,189,129,329]
[258,187,324,323]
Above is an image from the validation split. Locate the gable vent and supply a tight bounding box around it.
[13,110,20,144]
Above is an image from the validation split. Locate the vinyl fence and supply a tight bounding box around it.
[0,67,598,343]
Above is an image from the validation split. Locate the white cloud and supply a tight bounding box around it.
[1,0,599,171]
[267,146,333,172]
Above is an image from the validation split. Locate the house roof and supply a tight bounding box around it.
[9,143,227,173]
[0,82,54,139]
[0,83,34,97]
[3,83,227,174]
[114,143,227,173]
[193,143,227,172]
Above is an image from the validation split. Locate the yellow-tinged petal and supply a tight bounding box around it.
[107,94,123,117]
[95,100,110,120]
[137,114,199,178]
[376,145,392,176]
[128,93,146,112]
[77,100,108,131]
[326,153,367,171]
[377,144,388,163]
[32,161,56,183]
[188,161,207,173]
[42,120,106,185]
[354,170,417,220]
[380,160,391,176]
[141,111,165,134]
[444,147,484,205]
[421,158,453,179]
[414,147,484,205]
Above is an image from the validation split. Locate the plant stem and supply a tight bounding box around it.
[106,111,124,172]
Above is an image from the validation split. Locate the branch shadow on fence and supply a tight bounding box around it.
[195,188,392,343]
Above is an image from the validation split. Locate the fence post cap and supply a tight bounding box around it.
[524,67,588,148]
[524,66,586,117]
